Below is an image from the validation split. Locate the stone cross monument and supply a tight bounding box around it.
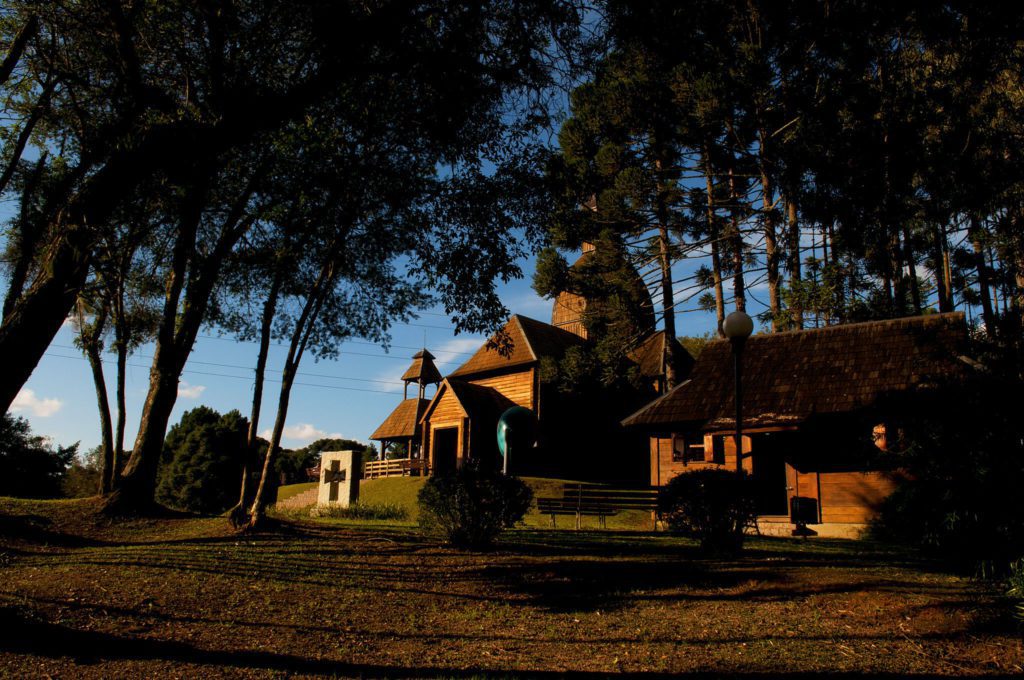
[317,450,362,507]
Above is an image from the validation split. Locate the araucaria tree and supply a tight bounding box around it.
[539,1,1024,375]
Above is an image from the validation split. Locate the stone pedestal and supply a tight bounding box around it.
[317,450,361,507]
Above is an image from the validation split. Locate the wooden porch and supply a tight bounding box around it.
[363,457,428,479]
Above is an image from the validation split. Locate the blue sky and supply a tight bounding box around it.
[10,248,731,455]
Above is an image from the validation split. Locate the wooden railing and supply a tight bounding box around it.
[363,458,428,479]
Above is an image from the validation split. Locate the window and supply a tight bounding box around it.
[672,435,706,464]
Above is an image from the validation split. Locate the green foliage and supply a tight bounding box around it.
[62,445,102,498]
[156,407,248,514]
[308,502,408,521]
[0,413,77,498]
[276,438,375,485]
[1007,559,1024,623]
[679,333,714,359]
[658,469,757,556]
[417,461,533,549]
[869,376,1024,575]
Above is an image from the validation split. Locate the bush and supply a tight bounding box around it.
[417,460,533,549]
[1008,559,1024,624]
[308,502,408,521]
[658,469,757,556]
[868,376,1024,576]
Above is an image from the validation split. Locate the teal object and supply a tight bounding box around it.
[497,406,537,458]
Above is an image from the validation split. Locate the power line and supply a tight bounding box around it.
[52,344,411,386]
[42,351,400,396]
[196,334,479,358]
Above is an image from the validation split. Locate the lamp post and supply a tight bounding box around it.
[723,311,753,474]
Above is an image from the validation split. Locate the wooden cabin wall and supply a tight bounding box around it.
[424,388,468,469]
[650,434,752,487]
[467,368,535,410]
[817,470,900,524]
[650,428,900,525]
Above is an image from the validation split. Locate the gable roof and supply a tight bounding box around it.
[623,313,971,432]
[628,330,696,381]
[419,378,517,426]
[370,398,431,441]
[448,315,585,378]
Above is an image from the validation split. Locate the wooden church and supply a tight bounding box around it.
[370,242,690,478]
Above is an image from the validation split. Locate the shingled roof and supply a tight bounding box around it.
[370,398,431,441]
[628,330,696,381]
[400,349,442,384]
[448,315,585,378]
[623,313,971,432]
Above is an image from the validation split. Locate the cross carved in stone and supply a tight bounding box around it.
[323,459,347,502]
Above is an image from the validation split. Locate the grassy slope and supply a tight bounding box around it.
[0,496,1019,677]
[281,476,654,530]
[275,482,315,502]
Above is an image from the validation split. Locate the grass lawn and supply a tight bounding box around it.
[283,476,655,531]
[276,482,315,502]
[1,496,1021,678]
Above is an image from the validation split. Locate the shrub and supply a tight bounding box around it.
[658,469,757,556]
[1007,559,1024,624]
[868,376,1024,576]
[417,460,533,549]
[308,502,408,521]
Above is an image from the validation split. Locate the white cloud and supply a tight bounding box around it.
[505,291,553,318]
[433,336,486,367]
[177,381,206,399]
[260,423,343,445]
[11,389,63,417]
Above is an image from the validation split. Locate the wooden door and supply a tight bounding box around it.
[432,427,459,475]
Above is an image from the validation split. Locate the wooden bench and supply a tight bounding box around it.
[536,497,618,529]
[536,483,660,529]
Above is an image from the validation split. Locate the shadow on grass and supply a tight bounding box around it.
[0,511,103,548]
[1,607,1018,679]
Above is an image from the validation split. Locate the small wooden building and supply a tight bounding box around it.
[368,350,441,476]
[623,313,972,537]
[419,314,585,474]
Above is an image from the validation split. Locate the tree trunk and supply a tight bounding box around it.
[903,225,921,314]
[703,144,725,336]
[0,78,54,198]
[78,304,115,495]
[653,158,679,389]
[786,196,803,330]
[112,282,129,485]
[103,177,208,514]
[932,223,953,313]
[0,15,38,87]
[102,166,261,515]
[246,264,334,530]
[728,163,745,313]
[0,223,93,414]
[229,269,282,527]
[1,152,48,323]
[758,128,780,330]
[970,215,996,336]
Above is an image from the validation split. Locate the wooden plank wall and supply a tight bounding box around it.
[425,387,468,468]
[650,434,751,487]
[469,368,535,410]
[818,471,899,524]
